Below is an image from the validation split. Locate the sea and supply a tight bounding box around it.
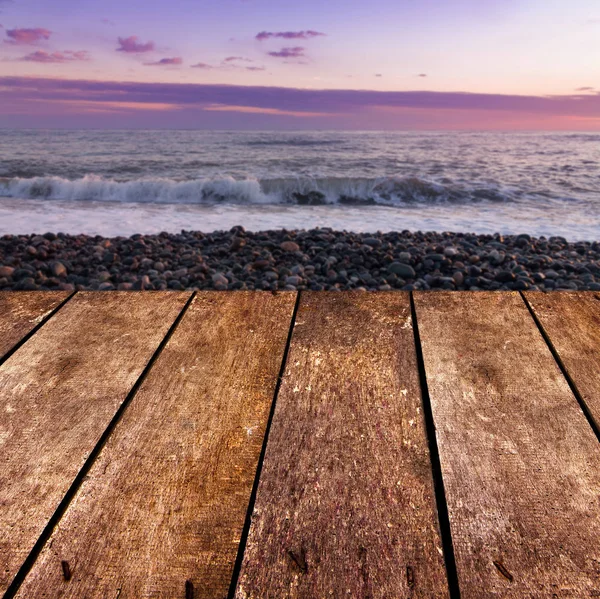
[1,130,599,241]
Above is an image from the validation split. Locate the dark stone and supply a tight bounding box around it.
[387,262,416,278]
[495,270,516,283]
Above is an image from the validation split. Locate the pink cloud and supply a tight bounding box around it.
[20,50,90,63]
[116,36,155,53]
[576,86,595,92]
[268,46,305,58]
[5,27,52,45]
[246,66,266,71]
[375,73,382,77]
[256,30,325,41]
[145,57,183,66]
[191,62,213,69]
[418,73,427,77]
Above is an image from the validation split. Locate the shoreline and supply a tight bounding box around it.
[1,228,599,292]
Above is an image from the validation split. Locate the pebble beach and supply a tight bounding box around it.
[1,228,599,292]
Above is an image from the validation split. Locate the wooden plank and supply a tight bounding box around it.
[0,291,190,596]
[235,292,449,599]
[15,291,296,599]
[414,291,600,598]
[524,291,600,431]
[0,291,70,361]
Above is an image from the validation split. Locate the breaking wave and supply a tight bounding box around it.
[0,174,517,206]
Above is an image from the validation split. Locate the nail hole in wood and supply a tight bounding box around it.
[406,565,415,588]
[493,560,514,582]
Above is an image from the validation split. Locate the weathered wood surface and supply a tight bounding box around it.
[414,291,600,598]
[0,291,190,596]
[235,292,449,599]
[0,291,70,361]
[16,292,296,599]
[525,291,600,431]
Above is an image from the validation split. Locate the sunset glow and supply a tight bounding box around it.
[1,0,600,128]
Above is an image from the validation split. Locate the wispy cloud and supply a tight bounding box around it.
[5,27,52,45]
[205,104,329,117]
[101,19,115,26]
[116,36,155,53]
[224,56,253,63]
[20,50,90,63]
[268,46,305,58]
[418,73,427,77]
[256,30,325,41]
[576,86,595,92]
[192,60,264,72]
[145,57,182,66]
[375,73,382,77]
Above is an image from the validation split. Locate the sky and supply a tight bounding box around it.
[1,0,600,129]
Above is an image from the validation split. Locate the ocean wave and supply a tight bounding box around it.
[0,174,517,206]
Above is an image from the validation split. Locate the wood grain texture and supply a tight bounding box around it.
[16,291,296,599]
[414,291,600,598]
[525,291,600,431]
[0,291,190,595]
[235,292,449,599]
[0,291,70,360]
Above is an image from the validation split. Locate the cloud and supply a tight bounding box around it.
[268,46,305,58]
[116,36,155,53]
[5,77,600,123]
[20,50,90,63]
[224,56,253,63]
[192,59,265,72]
[5,27,52,45]
[101,19,115,26]
[375,73,382,77]
[418,73,427,77]
[576,86,595,92]
[205,104,329,117]
[256,30,325,41]
[145,57,182,66]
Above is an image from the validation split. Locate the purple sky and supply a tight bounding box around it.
[1,0,600,129]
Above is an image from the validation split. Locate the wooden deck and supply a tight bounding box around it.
[1,291,600,598]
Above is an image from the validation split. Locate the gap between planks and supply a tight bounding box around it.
[520,291,600,444]
[409,292,461,599]
[0,291,75,366]
[2,292,196,599]
[226,290,301,598]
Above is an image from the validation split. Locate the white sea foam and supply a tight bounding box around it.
[0,174,514,206]
[1,175,271,205]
